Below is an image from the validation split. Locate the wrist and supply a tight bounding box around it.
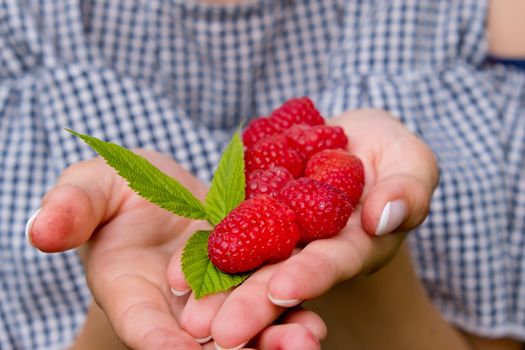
[69,301,127,350]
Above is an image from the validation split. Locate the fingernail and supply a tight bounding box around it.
[170,287,190,297]
[25,208,42,246]
[375,200,406,236]
[214,341,248,350]
[267,292,302,307]
[194,335,212,344]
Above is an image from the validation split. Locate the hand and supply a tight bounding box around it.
[167,109,439,349]
[27,150,326,349]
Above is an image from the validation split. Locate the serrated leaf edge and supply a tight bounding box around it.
[67,129,207,219]
[205,131,245,225]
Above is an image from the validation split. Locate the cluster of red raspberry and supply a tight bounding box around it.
[208,97,365,274]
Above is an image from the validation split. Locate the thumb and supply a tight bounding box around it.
[361,174,434,236]
[26,157,123,252]
[360,137,439,236]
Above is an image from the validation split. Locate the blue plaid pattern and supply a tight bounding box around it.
[0,0,524,348]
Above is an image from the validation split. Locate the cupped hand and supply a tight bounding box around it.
[167,109,439,349]
[27,150,326,349]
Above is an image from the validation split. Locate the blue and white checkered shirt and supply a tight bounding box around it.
[1,0,524,348]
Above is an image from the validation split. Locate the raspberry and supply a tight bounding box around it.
[246,167,294,199]
[277,177,353,244]
[284,124,348,159]
[242,97,325,147]
[270,97,325,130]
[305,149,365,206]
[304,148,355,171]
[208,196,300,273]
[245,135,304,178]
[243,117,278,148]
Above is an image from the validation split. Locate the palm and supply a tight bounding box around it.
[79,152,211,349]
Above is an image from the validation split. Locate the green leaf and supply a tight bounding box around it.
[205,131,245,225]
[182,230,250,299]
[67,129,207,220]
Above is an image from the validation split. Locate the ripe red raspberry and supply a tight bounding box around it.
[277,177,353,244]
[208,196,300,273]
[304,148,354,171]
[245,135,304,178]
[305,149,365,206]
[242,117,278,148]
[270,97,325,130]
[242,97,325,147]
[246,167,294,199]
[284,124,348,159]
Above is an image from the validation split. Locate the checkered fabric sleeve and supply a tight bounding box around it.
[1,0,525,348]
[318,0,525,340]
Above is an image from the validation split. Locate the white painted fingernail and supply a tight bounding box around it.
[170,287,190,297]
[194,335,212,344]
[25,208,42,245]
[267,293,302,307]
[214,341,248,350]
[375,200,406,236]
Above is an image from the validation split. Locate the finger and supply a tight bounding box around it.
[167,217,213,296]
[27,150,205,252]
[243,309,326,350]
[210,265,285,349]
[279,308,327,341]
[179,291,228,343]
[166,246,191,296]
[267,228,403,304]
[329,110,439,236]
[27,157,118,252]
[361,172,435,236]
[360,131,438,236]
[254,324,321,350]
